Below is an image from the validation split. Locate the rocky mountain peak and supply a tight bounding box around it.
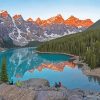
[0,10,9,18]
[27,18,34,22]
[65,16,93,27]
[13,14,22,20]
[36,17,42,25]
[67,16,79,21]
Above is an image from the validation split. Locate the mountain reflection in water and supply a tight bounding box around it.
[15,61,76,79]
[0,47,71,80]
[0,47,100,91]
[37,62,76,72]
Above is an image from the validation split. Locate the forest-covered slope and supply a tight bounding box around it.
[37,20,100,69]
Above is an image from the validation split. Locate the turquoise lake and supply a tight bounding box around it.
[0,47,100,91]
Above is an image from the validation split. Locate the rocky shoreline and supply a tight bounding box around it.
[0,78,100,100]
[0,47,5,52]
[37,51,100,78]
[0,50,100,100]
[0,48,9,53]
[36,51,78,58]
[73,56,100,78]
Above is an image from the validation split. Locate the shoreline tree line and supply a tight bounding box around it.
[37,28,100,69]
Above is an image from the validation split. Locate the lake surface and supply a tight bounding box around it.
[0,47,100,91]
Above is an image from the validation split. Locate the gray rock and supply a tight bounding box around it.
[22,78,50,89]
[68,95,83,100]
[0,78,100,100]
[0,83,37,100]
[83,90,96,96]
[36,91,49,100]
[37,90,68,100]
[84,95,100,100]
[0,96,4,100]
[68,89,84,97]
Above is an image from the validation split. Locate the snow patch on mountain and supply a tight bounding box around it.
[0,11,92,46]
[9,18,29,46]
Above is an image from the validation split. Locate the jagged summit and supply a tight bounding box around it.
[13,14,22,20]
[65,16,93,27]
[67,15,79,20]
[33,15,93,27]
[36,17,42,25]
[48,14,64,23]
[0,10,9,18]
[27,18,34,22]
[0,10,94,47]
[0,10,93,27]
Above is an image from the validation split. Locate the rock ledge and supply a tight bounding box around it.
[0,79,100,100]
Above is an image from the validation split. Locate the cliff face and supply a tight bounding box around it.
[0,78,100,100]
[0,10,93,47]
[65,16,93,27]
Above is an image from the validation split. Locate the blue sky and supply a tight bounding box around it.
[0,0,100,22]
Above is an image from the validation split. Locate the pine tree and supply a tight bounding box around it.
[1,57,8,83]
[91,54,96,69]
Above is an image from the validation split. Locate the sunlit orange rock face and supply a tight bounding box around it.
[13,15,22,20]
[36,17,43,25]
[0,10,8,18]
[33,15,93,27]
[37,62,76,72]
[80,19,93,27]
[65,16,93,27]
[27,18,33,22]
[35,14,64,26]
[27,18,34,23]
[37,63,64,72]
[47,14,64,24]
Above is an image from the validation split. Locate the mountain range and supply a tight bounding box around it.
[0,10,93,47]
[37,20,100,68]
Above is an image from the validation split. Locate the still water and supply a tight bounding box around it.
[0,47,100,91]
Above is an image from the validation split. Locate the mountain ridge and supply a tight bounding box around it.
[0,10,94,47]
[27,14,93,27]
[37,20,100,68]
[0,10,94,27]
